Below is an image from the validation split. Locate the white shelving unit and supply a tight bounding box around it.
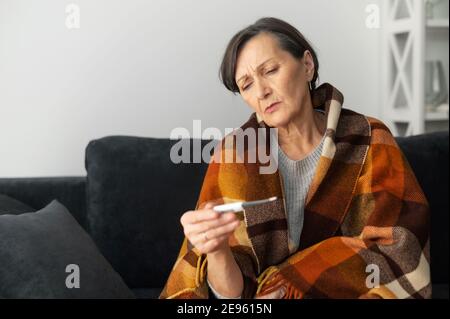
[383,0,449,136]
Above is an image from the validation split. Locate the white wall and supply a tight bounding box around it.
[0,0,382,177]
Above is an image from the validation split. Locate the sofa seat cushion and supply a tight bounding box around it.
[132,288,163,299]
[432,284,449,299]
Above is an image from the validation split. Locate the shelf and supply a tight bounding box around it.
[426,19,449,28]
[425,111,449,121]
[387,108,449,122]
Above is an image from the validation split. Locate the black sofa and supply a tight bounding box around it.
[0,131,448,299]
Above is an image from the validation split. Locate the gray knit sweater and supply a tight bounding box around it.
[278,121,325,253]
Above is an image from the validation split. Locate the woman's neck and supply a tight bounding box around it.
[277,100,326,160]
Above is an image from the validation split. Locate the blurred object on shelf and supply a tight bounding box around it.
[425,0,448,19]
[435,103,449,113]
[425,60,448,111]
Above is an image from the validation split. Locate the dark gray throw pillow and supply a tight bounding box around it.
[0,200,135,298]
[0,194,35,215]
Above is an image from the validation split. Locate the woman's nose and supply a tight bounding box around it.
[255,80,271,100]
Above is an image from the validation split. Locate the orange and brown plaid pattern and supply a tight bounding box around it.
[159,83,431,299]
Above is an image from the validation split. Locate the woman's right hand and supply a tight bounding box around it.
[180,202,240,255]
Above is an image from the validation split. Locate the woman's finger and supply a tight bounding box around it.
[202,219,240,240]
[203,202,216,210]
[190,219,239,246]
[190,216,241,251]
[198,234,230,253]
[180,209,219,226]
[185,213,237,236]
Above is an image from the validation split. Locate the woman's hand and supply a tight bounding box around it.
[180,202,240,255]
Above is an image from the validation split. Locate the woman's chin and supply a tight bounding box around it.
[263,113,290,128]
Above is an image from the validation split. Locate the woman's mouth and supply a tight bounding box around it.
[265,102,281,114]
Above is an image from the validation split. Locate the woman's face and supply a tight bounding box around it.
[235,32,315,128]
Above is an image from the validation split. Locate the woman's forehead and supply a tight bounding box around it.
[238,34,281,64]
[235,35,285,80]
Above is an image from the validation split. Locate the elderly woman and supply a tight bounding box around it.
[160,17,430,299]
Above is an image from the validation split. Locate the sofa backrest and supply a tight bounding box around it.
[0,177,86,228]
[85,136,212,288]
[84,131,448,289]
[396,131,448,284]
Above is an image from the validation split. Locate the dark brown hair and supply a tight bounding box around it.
[219,17,319,94]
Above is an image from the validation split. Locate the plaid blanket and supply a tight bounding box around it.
[159,83,431,299]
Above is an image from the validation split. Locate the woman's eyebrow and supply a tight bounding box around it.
[236,58,275,85]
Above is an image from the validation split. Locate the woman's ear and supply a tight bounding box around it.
[302,50,315,80]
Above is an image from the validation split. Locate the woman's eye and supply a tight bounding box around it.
[242,83,252,91]
[266,68,278,74]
